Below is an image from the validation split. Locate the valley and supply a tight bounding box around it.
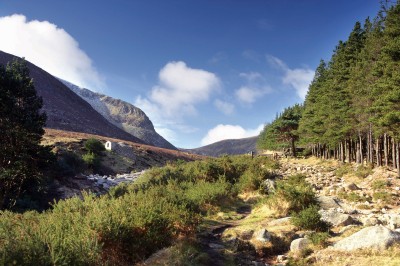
[1,1,400,265]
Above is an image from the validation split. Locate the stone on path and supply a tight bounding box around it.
[253,228,271,243]
[317,196,341,210]
[319,209,355,227]
[333,225,400,251]
[290,238,311,253]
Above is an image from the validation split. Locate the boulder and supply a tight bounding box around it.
[253,228,271,243]
[319,209,355,227]
[381,214,400,229]
[333,225,400,250]
[317,196,341,210]
[268,217,291,226]
[261,179,276,194]
[290,238,311,253]
[344,183,360,191]
[360,215,381,226]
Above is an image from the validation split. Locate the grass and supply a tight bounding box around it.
[354,164,373,178]
[291,205,331,232]
[267,174,317,216]
[337,191,370,203]
[0,155,280,265]
[311,244,400,266]
[371,179,389,190]
[334,164,353,178]
[373,191,393,204]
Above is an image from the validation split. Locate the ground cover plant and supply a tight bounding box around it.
[0,155,278,265]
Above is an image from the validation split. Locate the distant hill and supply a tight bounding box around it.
[60,80,176,150]
[185,136,258,157]
[0,50,144,144]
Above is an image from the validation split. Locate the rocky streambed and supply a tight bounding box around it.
[54,170,145,199]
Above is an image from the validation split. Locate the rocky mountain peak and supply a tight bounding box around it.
[60,79,176,150]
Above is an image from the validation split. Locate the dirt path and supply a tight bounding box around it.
[197,203,267,266]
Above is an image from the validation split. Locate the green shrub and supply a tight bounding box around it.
[338,191,369,202]
[308,232,330,247]
[84,138,105,156]
[82,152,101,171]
[373,191,392,204]
[291,205,330,232]
[0,154,284,264]
[372,180,388,190]
[355,164,373,178]
[268,174,317,215]
[57,151,85,176]
[334,164,352,177]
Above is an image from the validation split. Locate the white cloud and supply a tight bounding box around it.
[143,61,220,117]
[235,86,271,104]
[239,72,263,82]
[134,61,219,144]
[267,55,314,99]
[201,124,263,146]
[235,71,272,105]
[0,14,104,90]
[214,99,234,115]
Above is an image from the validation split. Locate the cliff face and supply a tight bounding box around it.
[0,50,144,144]
[61,80,176,150]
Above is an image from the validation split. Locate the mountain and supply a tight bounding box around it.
[60,80,176,150]
[185,136,258,157]
[0,50,143,144]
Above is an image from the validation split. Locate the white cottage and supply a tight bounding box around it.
[105,141,116,151]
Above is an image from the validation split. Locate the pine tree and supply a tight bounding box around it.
[258,104,303,156]
[0,59,51,209]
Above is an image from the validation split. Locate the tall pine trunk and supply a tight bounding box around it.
[359,134,363,165]
[397,142,400,178]
[384,133,388,167]
[369,124,374,165]
[393,138,396,169]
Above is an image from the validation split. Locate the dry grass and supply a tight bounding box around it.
[312,244,400,266]
[43,128,204,161]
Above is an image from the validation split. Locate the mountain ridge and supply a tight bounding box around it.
[0,50,144,144]
[184,136,258,157]
[60,79,176,150]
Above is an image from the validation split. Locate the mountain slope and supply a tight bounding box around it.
[0,50,143,143]
[186,136,258,157]
[60,80,176,150]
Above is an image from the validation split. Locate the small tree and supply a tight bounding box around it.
[84,138,105,156]
[257,104,303,156]
[83,138,105,172]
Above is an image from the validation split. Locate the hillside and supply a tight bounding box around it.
[186,136,257,157]
[43,128,201,173]
[60,80,176,150]
[0,50,144,144]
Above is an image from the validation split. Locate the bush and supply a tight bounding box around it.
[0,154,284,264]
[57,151,85,176]
[338,191,369,203]
[373,191,393,204]
[84,138,105,156]
[334,164,352,177]
[372,180,388,190]
[355,164,373,178]
[268,174,317,216]
[82,152,101,170]
[291,205,330,232]
[308,232,330,247]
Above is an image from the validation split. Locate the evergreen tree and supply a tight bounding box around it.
[258,104,303,156]
[0,59,51,209]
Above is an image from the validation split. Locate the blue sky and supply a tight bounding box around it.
[0,0,381,148]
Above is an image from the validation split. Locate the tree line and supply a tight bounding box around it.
[258,1,400,176]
